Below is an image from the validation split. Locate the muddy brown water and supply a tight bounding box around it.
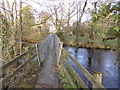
[64,46,119,88]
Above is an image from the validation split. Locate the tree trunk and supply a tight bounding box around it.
[19,0,22,54]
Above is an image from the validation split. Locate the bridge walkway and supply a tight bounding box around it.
[35,34,58,88]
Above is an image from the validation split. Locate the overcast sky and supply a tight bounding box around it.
[1,0,119,22]
[27,0,95,22]
[3,0,94,22]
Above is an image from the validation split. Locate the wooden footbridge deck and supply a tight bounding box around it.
[0,33,105,89]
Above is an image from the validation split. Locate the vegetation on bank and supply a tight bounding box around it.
[58,68,73,88]
[57,33,118,50]
[57,65,83,88]
[13,61,40,88]
[57,1,119,51]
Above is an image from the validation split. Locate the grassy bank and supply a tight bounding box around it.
[58,33,118,50]
[12,62,40,88]
[57,65,83,88]
[57,68,73,88]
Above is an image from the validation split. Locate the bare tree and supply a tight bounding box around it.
[19,0,22,54]
[75,0,88,45]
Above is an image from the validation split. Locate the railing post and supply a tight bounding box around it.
[93,72,102,88]
[57,42,63,67]
[0,60,2,90]
[35,44,40,66]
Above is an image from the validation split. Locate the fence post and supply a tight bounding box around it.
[93,72,102,88]
[35,44,40,66]
[57,42,63,67]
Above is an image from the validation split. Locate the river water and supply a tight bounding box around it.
[64,46,118,88]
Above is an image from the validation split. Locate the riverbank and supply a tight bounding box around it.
[57,34,118,51]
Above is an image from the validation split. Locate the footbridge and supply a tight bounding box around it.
[1,33,105,89]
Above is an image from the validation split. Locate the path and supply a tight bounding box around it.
[35,34,58,88]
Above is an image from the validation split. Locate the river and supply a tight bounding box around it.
[64,46,118,88]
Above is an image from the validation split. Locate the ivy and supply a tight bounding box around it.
[114,26,119,32]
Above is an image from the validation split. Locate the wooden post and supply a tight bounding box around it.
[35,44,40,66]
[93,72,102,88]
[0,49,2,89]
[57,43,63,67]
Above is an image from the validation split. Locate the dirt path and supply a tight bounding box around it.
[35,34,58,88]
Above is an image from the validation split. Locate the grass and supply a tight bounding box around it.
[58,67,73,88]
[105,39,118,45]
[13,63,40,88]
[57,65,83,89]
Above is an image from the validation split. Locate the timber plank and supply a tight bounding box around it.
[60,62,77,88]
[1,46,35,70]
[63,48,105,88]
[62,56,88,88]
[9,59,38,88]
[2,54,36,87]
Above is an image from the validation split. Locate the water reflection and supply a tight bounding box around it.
[64,46,118,88]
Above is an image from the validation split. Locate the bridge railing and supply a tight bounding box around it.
[37,34,52,63]
[55,35,105,89]
[1,46,37,88]
[58,47,105,89]
[54,34,63,65]
[0,34,52,89]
